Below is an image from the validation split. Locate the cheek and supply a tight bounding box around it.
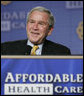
[40,30,48,39]
[42,28,49,35]
[27,26,30,31]
[27,23,31,31]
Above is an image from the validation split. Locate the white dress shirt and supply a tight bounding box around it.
[27,40,43,55]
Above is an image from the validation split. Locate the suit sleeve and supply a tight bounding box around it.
[67,48,71,55]
[1,43,6,55]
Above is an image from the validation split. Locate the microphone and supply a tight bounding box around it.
[25,45,32,55]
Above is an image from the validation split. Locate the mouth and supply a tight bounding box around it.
[31,32,40,36]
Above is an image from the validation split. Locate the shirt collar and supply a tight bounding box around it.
[27,40,43,51]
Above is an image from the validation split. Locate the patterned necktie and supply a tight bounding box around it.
[31,45,39,55]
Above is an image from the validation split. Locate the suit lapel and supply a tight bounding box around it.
[16,39,32,55]
[21,40,32,55]
[42,40,51,55]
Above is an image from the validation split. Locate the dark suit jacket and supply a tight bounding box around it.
[1,39,71,55]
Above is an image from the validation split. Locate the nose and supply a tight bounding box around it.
[33,23,39,30]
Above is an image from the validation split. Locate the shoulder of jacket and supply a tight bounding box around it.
[1,39,27,45]
[45,39,70,50]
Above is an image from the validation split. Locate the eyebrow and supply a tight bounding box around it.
[29,19,48,24]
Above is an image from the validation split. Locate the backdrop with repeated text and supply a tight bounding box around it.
[1,1,83,55]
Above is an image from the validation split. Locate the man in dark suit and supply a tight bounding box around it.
[1,6,71,55]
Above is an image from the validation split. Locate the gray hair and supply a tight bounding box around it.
[27,6,55,29]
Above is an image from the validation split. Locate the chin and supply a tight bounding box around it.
[30,40,39,44]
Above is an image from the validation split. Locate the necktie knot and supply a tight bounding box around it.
[31,45,39,55]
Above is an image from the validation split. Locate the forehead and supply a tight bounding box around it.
[29,11,49,20]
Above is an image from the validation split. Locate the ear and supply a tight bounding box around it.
[48,27,53,36]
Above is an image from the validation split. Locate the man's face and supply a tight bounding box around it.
[26,11,53,44]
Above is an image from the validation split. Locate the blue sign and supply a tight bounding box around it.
[1,58,83,95]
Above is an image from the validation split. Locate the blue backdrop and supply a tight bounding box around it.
[1,1,83,55]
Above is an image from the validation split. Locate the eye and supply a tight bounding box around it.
[29,20,35,23]
[39,22,46,26]
[39,22,44,25]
